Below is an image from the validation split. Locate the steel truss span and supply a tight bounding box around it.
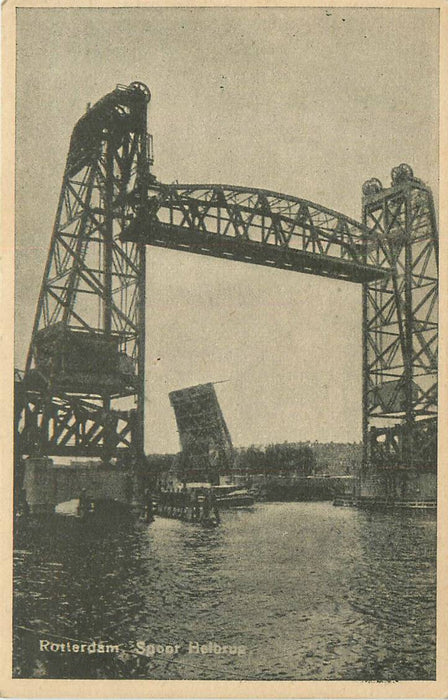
[123,183,389,284]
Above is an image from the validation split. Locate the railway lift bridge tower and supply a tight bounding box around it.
[15,82,438,506]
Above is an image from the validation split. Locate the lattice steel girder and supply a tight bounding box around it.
[121,184,391,284]
[15,384,136,458]
[369,418,437,471]
[362,166,438,470]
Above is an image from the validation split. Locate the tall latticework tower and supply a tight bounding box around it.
[362,164,438,487]
[17,83,153,460]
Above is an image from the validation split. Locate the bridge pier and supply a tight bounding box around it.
[23,457,140,516]
[359,468,436,508]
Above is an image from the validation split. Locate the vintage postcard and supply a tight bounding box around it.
[1,1,447,697]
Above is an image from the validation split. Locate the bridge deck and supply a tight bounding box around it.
[135,220,386,283]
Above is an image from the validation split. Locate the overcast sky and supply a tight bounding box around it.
[15,7,439,452]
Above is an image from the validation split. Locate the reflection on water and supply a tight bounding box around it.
[13,503,436,680]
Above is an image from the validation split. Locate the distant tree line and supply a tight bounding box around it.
[234,442,315,476]
[141,440,362,478]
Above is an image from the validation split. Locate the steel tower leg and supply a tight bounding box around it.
[361,165,438,502]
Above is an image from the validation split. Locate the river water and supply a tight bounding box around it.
[13,502,436,680]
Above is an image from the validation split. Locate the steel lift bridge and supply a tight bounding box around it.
[15,83,438,494]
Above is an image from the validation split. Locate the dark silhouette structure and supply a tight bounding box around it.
[15,83,438,502]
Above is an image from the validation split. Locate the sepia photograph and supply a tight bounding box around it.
[3,1,445,693]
